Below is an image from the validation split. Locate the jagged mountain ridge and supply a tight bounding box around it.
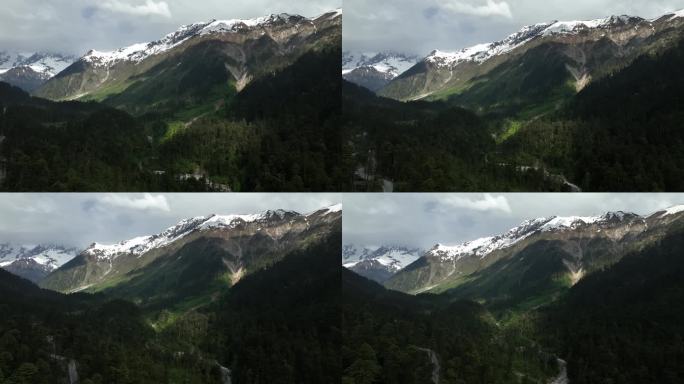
[40,205,342,296]
[342,51,420,92]
[380,9,684,102]
[35,9,342,109]
[0,244,78,282]
[386,205,684,298]
[342,244,424,282]
[0,51,76,92]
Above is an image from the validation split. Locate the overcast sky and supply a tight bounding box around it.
[344,0,684,55]
[0,0,339,55]
[343,193,684,251]
[0,193,341,249]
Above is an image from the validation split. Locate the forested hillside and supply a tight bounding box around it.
[0,47,345,192]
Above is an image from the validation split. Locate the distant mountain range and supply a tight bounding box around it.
[0,51,76,91]
[40,204,342,310]
[0,204,342,383]
[342,244,423,282]
[342,51,419,92]
[371,9,684,105]
[0,244,78,282]
[343,8,684,192]
[0,9,343,192]
[35,10,341,114]
[343,206,684,383]
[385,205,684,310]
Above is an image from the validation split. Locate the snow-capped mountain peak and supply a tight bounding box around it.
[429,211,643,262]
[323,203,343,214]
[423,10,675,68]
[84,209,308,260]
[343,51,420,77]
[343,244,425,282]
[343,245,423,270]
[0,243,78,274]
[0,51,76,78]
[83,12,317,67]
[651,204,684,218]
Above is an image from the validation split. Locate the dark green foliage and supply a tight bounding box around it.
[0,84,210,191]
[539,230,684,383]
[205,231,342,384]
[103,42,238,116]
[0,269,218,384]
[342,269,556,384]
[445,241,574,313]
[0,46,344,192]
[448,43,575,117]
[500,38,684,191]
[101,238,238,312]
[0,228,342,384]
[350,36,684,191]
[226,46,347,191]
[343,81,567,191]
[566,38,684,191]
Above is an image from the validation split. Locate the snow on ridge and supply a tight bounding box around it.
[430,211,642,261]
[426,21,551,67]
[0,52,76,78]
[82,12,315,67]
[666,9,684,20]
[324,203,342,213]
[658,205,684,217]
[425,12,655,68]
[342,245,423,272]
[343,51,420,78]
[84,209,303,260]
[0,244,78,271]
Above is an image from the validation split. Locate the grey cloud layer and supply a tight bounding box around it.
[0,0,339,55]
[343,193,684,250]
[344,0,684,55]
[0,193,341,249]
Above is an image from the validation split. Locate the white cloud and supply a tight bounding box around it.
[442,0,512,18]
[440,193,512,213]
[99,0,172,18]
[100,193,171,212]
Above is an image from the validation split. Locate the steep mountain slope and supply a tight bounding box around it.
[539,227,684,383]
[343,269,557,383]
[0,268,219,383]
[41,205,342,311]
[1,42,345,192]
[0,204,342,384]
[342,80,570,191]
[380,10,684,110]
[342,51,419,92]
[0,243,78,282]
[342,244,423,282]
[0,51,75,92]
[35,10,341,115]
[207,225,341,384]
[386,206,684,310]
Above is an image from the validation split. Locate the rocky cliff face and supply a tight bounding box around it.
[379,10,684,102]
[41,205,341,294]
[35,10,341,104]
[385,207,684,295]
